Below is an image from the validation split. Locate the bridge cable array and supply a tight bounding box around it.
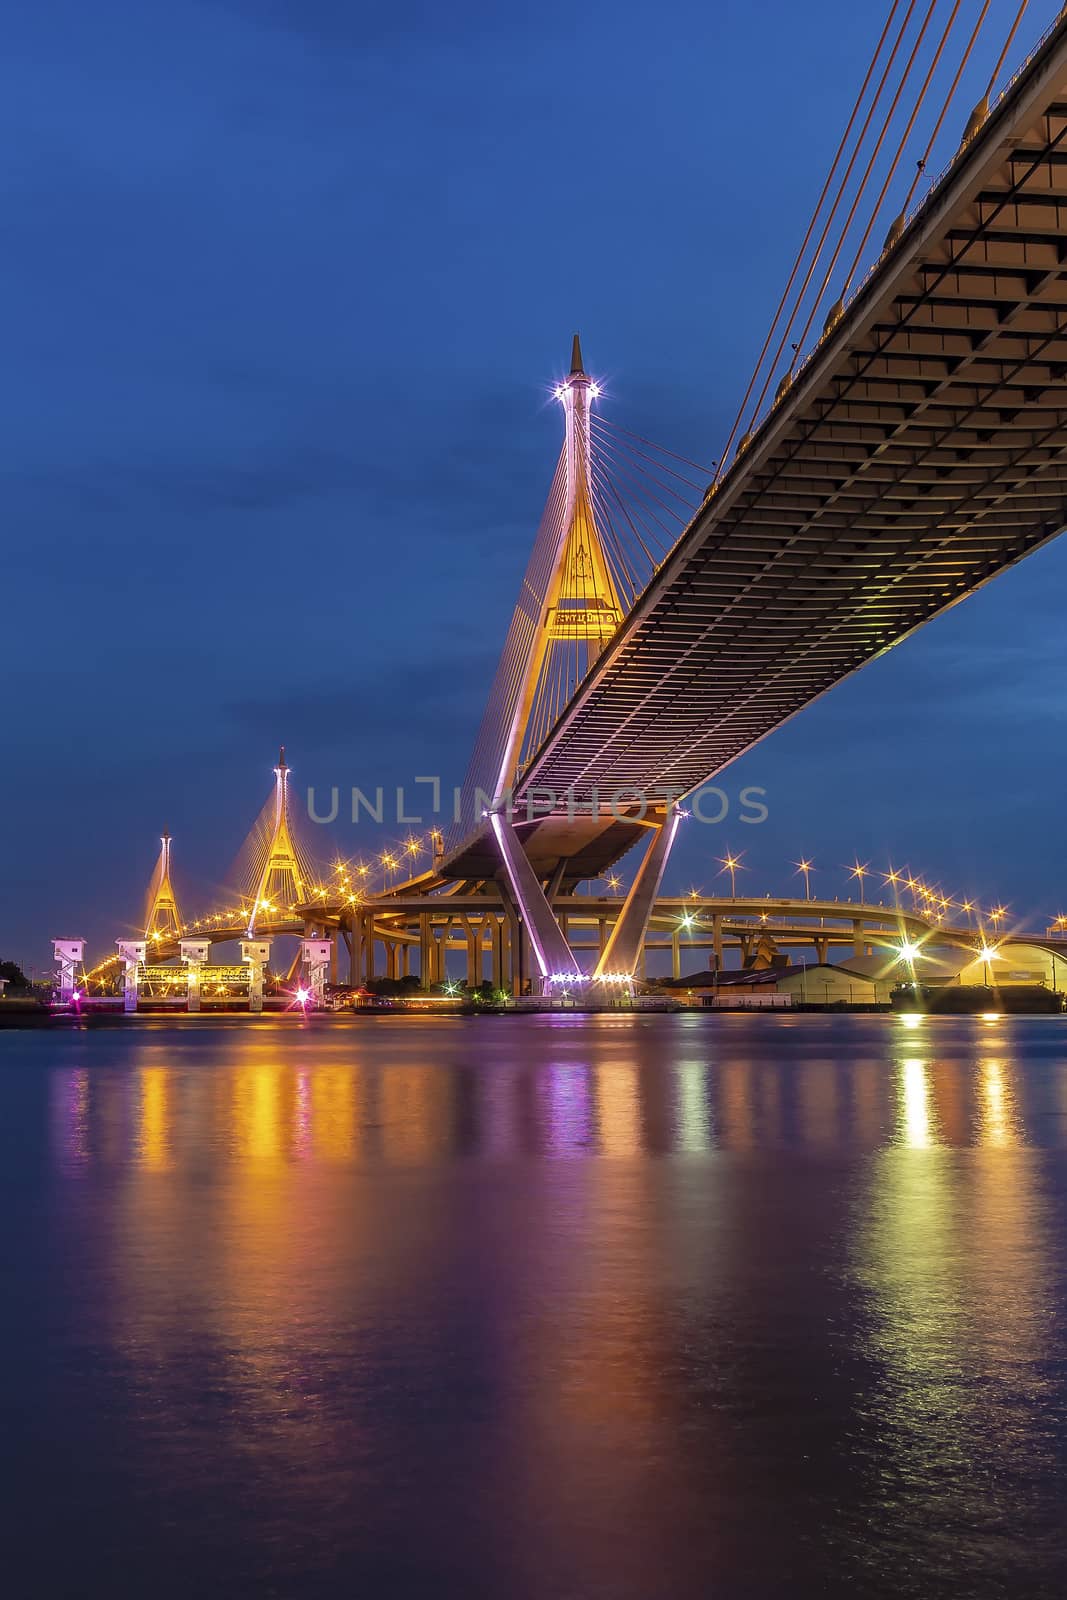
[717,0,1039,477]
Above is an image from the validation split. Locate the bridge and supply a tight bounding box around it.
[54,5,1067,1007]
[56,744,1067,1006]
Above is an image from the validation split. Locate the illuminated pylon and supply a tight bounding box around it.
[496,335,624,794]
[247,747,308,935]
[144,830,183,939]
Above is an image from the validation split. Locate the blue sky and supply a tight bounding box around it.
[3,0,1066,965]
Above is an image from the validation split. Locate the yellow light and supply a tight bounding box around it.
[981,1013,1001,1022]
[977,944,1000,963]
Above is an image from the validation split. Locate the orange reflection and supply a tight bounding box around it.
[593,1062,640,1155]
[136,1068,172,1171]
[310,1064,359,1161]
[977,1058,1022,1149]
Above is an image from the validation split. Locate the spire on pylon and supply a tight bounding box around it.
[570,332,585,376]
[144,830,183,940]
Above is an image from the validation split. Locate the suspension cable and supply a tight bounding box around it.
[716,0,907,473]
[840,0,968,298]
[985,0,1031,97]
[895,0,993,221]
[785,0,940,380]
[738,0,925,447]
[589,416,716,476]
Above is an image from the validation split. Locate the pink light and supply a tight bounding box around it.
[295,987,310,1005]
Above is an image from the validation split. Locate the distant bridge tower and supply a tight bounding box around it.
[145,830,183,940]
[247,747,308,935]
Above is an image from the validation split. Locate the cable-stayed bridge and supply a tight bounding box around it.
[55,4,1067,1003]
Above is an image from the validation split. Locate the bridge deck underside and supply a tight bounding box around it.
[510,21,1067,814]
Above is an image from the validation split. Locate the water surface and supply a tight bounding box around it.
[3,1012,1067,1597]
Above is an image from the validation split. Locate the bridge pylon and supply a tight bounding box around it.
[496,335,624,798]
[470,337,684,993]
[247,747,309,935]
[144,830,183,940]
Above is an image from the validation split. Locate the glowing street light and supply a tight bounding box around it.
[794,858,815,900]
[847,860,870,900]
[977,943,1001,988]
[718,851,744,898]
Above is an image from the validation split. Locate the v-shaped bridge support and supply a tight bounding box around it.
[489,804,683,993]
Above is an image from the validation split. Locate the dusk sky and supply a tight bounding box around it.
[4,0,1066,966]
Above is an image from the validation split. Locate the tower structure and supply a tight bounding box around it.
[144,830,183,940]
[247,747,308,935]
[495,335,623,797]
[449,336,682,993]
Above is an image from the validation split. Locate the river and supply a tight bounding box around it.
[2,1012,1066,1597]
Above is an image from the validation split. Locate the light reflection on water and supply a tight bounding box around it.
[47,1019,1067,1168]
[5,1012,1067,1597]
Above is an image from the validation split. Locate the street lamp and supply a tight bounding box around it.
[718,851,744,898]
[794,858,814,901]
[846,860,870,901]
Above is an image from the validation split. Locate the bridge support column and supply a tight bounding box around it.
[711,913,724,971]
[490,916,504,992]
[419,915,433,988]
[52,939,86,1006]
[180,938,211,1012]
[595,808,682,980]
[240,939,272,1013]
[852,919,865,960]
[116,940,147,1013]
[671,930,681,981]
[301,938,332,1007]
[437,918,455,986]
[814,936,829,965]
[462,917,480,988]
[489,811,580,992]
